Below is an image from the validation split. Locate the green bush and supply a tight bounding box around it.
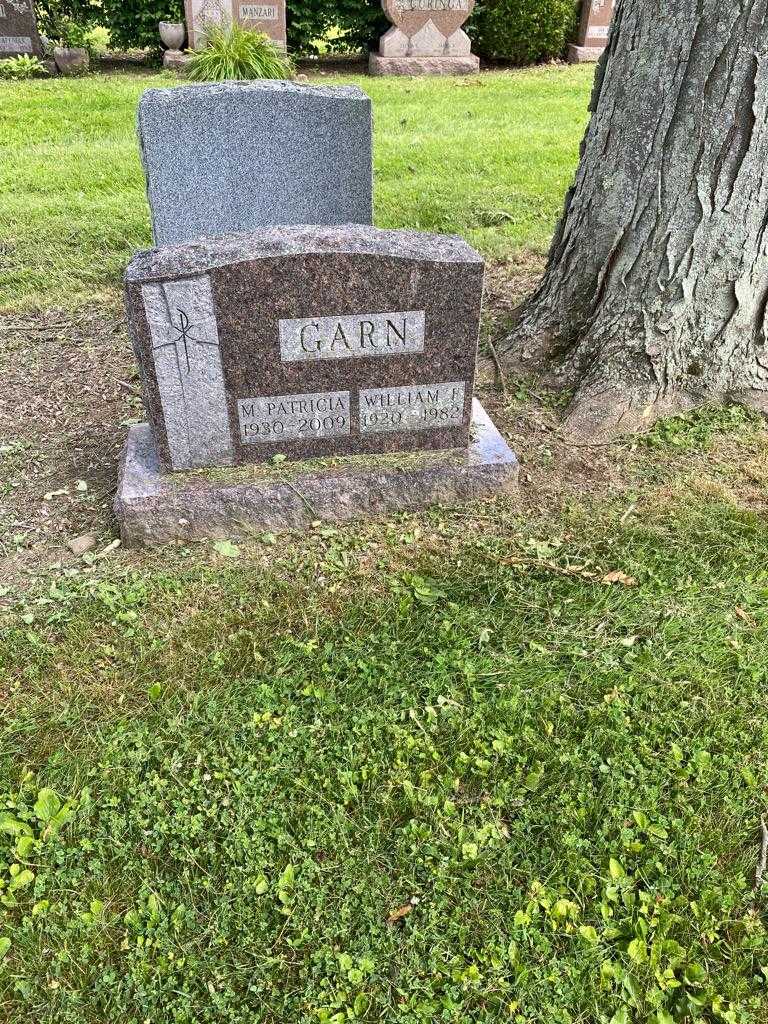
[468,0,578,62]
[49,13,97,50]
[0,54,48,79]
[186,23,294,80]
[99,0,183,50]
[287,0,387,55]
[34,0,99,42]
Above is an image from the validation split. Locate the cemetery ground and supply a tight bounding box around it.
[2,68,768,1024]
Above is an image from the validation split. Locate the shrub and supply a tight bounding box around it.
[50,14,98,51]
[468,0,578,62]
[186,23,294,81]
[34,0,99,42]
[0,54,48,79]
[99,0,183,50]
[34,1,107,58]
[287,0,387,55]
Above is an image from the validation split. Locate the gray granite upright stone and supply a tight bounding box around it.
[138,81,373,247]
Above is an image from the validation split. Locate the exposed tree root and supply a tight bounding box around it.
[561,386,692,440]
[504,321,768,440]
[504,314,768,439]
[732,389,768,416]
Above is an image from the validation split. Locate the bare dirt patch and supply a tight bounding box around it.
[0,302,140,582]
[1,264,765,594]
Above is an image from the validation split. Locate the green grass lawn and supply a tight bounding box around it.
[2,68,768,1024]
[3,475,768,1024]
[0,67,591,310]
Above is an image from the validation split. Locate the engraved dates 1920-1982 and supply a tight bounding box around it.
[359,382,465,434]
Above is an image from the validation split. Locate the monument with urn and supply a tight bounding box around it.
[370,0,480,76]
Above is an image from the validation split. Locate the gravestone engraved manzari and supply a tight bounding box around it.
[568,0,614,63]
[116,225,518,544]
[0,0,43,57]
[184,0,286,50]
[370,0,480,76]
[138,81,373,247]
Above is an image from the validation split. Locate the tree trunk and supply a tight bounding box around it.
[504,0,768,436]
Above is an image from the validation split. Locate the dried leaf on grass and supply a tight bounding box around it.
[387,903,414,926]
[602,570,638,587]
[501,557,637,587]
[735,606,758,627]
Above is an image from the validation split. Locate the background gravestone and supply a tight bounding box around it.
[568,0,614,63]
[184,0,286,50]
[138,81,373,247]
[124,224,484,470]
[370,0,480,76]
[0,0,43,57]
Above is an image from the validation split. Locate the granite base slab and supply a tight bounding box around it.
[369,54,480,76]
[567,44,605,63]
[115,400,518,547]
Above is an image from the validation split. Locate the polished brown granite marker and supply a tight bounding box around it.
[568,0,614,63]
[124,224,485,472]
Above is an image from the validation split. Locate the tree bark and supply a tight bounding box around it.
[504,0,768,436]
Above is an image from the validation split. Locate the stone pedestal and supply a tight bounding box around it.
[370,0,480,77]
[115,402,518,547]
[163,49,191,70]
[568,0,614,63]
[370,53,479,76]
[567,44,605,64]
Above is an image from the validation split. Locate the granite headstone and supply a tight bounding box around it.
[138,81,373,247]
[184,0,286,50]
[124,224,485,472]
[568,0,614,63]
[370,0,480,76]
[0,0,43,57]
